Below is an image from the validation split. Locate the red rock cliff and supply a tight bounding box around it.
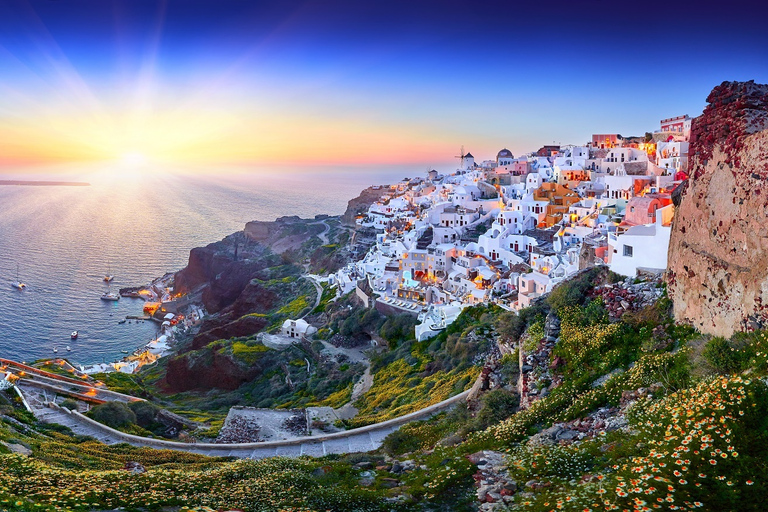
[668,81,768,336]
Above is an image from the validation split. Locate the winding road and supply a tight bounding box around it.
[4,357,478,460]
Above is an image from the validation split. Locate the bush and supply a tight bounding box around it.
[472,389,519,431]
[379,314,417,347]
[89,402,137,429]
[128,401,161,427]
[381,428,422,455]
[703,336,748,374]
[546,267,601,313]
[61,398,78,411]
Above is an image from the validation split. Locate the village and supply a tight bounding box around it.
[332,115,691,341]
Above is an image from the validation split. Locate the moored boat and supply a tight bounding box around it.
[71,331,78,339]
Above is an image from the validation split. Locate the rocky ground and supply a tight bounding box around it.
[467,382,664,510]
[588,276,664,320]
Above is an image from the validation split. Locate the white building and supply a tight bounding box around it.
[282,318,317,339]
[607,204,674,277]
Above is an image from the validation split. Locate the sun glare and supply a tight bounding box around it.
[120,151,147,167]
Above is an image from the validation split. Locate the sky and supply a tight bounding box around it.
[0,0,767,173]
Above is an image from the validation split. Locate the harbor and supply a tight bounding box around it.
[76,272,207,376]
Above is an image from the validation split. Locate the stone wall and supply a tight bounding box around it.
[667,81,768,336]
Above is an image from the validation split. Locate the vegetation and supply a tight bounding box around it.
[7,269,768,511]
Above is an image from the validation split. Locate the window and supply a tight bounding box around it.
[623,245,633,257]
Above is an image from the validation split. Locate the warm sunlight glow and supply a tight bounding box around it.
[120,152,147,167]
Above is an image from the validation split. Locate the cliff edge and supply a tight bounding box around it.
[668,80,768,336]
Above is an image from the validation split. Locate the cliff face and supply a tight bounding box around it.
[668,81,768,336]
[341,186,385,226]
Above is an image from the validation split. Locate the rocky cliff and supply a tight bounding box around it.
[341,186,385,226]
[668,80,768,336]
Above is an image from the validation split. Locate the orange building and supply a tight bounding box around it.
[533,183,581,227]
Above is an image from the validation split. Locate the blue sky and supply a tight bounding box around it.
[0,0,766,170]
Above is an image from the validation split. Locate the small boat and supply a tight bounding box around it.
[53,347,58,353]
[121,350,129,354]
[11,264,26,290]
[101,292,120,301]
[104,261,114,282]
[71,331,78,339]
[118,319,126,324]
[66,346,72,351]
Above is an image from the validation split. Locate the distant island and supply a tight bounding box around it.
[0,180,90,186]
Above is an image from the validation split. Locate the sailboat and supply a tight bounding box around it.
[103,261,114,282]
[11,264,26,290]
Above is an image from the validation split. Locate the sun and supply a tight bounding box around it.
[120,151,147,167]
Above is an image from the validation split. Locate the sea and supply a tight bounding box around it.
[0,167,411,366]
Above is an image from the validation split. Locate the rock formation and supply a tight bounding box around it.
[341,186,385,226]
[668,80,768,336]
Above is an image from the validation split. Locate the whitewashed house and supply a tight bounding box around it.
[282,318,317,339]
[607,204,674,277]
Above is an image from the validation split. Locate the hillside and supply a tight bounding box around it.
[5,265,768,511]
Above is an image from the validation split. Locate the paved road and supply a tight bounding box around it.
[22,384,472,459]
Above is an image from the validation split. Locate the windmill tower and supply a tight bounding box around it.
[455,145,466,170]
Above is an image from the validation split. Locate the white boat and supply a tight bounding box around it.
[71,331,78,339]
[66,346,71,351]
[53,347,58,353]
[101,282,120,301]
[101,291,120,301]
[11,264,26,290]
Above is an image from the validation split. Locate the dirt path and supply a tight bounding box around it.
[300,275,323,319]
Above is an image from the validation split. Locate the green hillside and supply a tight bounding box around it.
[3,268,768,511]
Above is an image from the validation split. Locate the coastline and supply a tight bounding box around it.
[0,180,90,186]
[78,272,207,376]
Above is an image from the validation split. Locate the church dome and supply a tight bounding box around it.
[497,148,514,160]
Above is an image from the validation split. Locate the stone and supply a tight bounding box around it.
[381,477,400,488]
[123,461,146,474]
[669,81,768,337]
[2,442,31,456]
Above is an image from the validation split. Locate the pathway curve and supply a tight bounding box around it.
[300,275,323,319]
[22,385,472,459]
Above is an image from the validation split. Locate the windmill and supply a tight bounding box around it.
[454,145,466,169]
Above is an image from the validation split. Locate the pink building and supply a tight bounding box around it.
[591,134,620,149]
[660,115,691,133]
[512,161,531,175]
[622,195,672,226]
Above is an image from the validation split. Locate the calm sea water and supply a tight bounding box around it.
[0,168,408,365]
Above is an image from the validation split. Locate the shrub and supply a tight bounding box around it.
[89,402,137,429]
[703,336,748,374]
[60,398,78,411]
[381,428,422,455]
[472,389,519,431]
[128,401,161,427]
